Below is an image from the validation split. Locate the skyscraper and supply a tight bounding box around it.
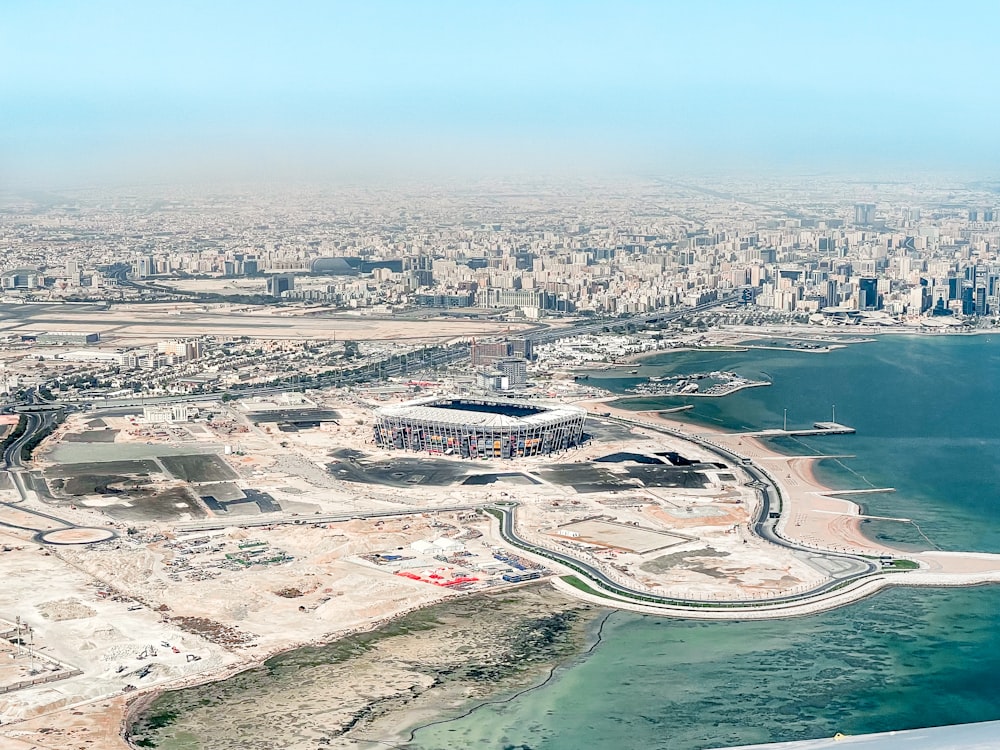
[266,274,295,297]
[854,203,876,226]
[858,277,880,310]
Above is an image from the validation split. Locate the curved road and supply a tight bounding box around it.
[491,504,874,611]
[488,413,880,611]
[5,405,62,470]
[0,395,117,545]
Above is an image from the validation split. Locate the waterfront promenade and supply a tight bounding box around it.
[551,401,1000,618]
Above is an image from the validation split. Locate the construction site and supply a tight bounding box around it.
[0,386,839,748]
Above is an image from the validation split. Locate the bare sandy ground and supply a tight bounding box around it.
[124,585,598,750]
[0,696,132,750]
[5,387,1000,750]
[582,400,1000,579]
[580,401,875,544]
[0,303,538,344]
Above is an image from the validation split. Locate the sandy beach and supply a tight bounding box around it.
[581,399,1000,579]
[577,401,878,545]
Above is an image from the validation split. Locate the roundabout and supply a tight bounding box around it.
[36,527,117,545]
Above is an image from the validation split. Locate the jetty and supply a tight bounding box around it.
[820,487,896,496]
[736,422,856,438]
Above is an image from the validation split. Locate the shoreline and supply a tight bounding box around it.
[578,334,899,558]
[15,331,1000,749]
[578,396,1000,582]
[118,590,459,747]
[121,339,1000,746]
[381,609,616,748]
[582,399,896,557]
[559,324,987,373]
[621,379,770,399]
[123,584,604,750]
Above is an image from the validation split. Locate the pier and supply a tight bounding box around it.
[820,487,895,496]
[811,509,910,522]
[734,422,856,438]
[631,405,695,415]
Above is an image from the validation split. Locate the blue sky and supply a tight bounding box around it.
[2,1,998,185]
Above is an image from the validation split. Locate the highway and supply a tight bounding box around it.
[0,393,117,545]
[4,405,63,471]
[50,294,738,409]
[483,412,879,611]
[1,372,882,593]
[490,504,874,611]
[525,294,740,344]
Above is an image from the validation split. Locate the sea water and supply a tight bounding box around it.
[411,335,1000,749]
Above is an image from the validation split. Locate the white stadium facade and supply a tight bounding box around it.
[373,396,587,459]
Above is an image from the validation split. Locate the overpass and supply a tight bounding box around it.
[0,393,116,545]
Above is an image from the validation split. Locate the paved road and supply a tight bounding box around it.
[526,295,740,344]
[0,393,116,545]
[484,413,877,611]
[605,414,876,567]
[605,415,873,566]
[53,294,738,408]
[4,407,61,470]
[490,503,872,610]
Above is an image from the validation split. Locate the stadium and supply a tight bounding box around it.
[373,396,587,459]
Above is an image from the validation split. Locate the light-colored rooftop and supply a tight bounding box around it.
[375,395,586,429]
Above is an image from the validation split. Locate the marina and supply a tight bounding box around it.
[625,370,771,398]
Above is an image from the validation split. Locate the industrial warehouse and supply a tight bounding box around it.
[373,396,587,458]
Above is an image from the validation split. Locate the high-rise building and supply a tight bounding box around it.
[825,280,839,308]
[134,255,156,279]
[470,337,533,366]
[962,284,975,315]
[157,339,203,361]
[858,277,880,310]
[854,203,876,226]
[974,265,989,315]
[266,274,295,296]
[496,357,528,389]
[477,358,528,392]
[948,276,963,300]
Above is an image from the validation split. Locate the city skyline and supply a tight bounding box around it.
[5,5,1000,746]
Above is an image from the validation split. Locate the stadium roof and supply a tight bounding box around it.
[375,396,586,429]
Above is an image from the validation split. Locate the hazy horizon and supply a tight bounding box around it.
[4,0,999,189]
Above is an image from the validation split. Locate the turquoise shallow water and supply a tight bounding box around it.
[586,335,1000,553]
[412,588,1000,750]
[411,335,1000,749]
